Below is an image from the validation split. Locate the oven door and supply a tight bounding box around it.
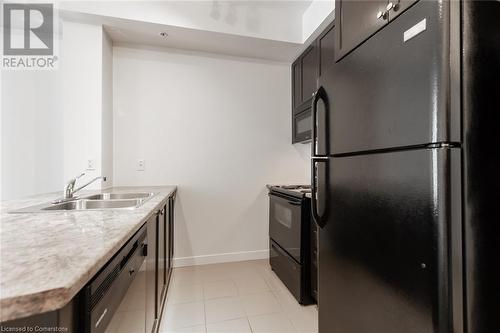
[269,192,302,263]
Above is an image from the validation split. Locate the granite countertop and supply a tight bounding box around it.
[0,185,177,322]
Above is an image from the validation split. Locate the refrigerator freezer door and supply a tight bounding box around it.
[319,148,461,333]
[322,0,460,155]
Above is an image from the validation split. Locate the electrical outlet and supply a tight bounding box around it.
[137,159,145,171]
[87,159,95,170]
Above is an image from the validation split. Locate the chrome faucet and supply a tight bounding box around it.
[63,172,85,200]
[58,172,107,202]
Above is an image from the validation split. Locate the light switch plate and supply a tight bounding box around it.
[87,159,95,170]
[137,159,145,171]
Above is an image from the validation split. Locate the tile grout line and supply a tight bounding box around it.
[246,315,254,333]
[202,281,207,333]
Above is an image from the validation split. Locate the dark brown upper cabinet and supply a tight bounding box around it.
[292,62,301,110]
[291,43,318,143]
[335,0,388,61]
[291,21,335,143]
[292,43,319,115]
[335,0,419,61]
[318,22,335,77]
[301,45,319,106]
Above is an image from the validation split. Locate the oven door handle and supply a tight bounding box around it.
[311,156,329,228]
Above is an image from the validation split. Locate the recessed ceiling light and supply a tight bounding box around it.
[159,32,168,38]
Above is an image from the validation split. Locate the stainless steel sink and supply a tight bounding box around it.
[8,192,157,213]
[41,199,142,211]
[81,192,154,200]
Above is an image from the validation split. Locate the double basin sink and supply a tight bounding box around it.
[11,192,156,213]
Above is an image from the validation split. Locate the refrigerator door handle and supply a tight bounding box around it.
[311,86,329,228]
[311,86,329,157]
[311,156,329,228]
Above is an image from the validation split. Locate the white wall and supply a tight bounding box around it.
[60,21,105,189]
[113,46,310,265]
[1,68,63,200]
[102,29,114,187]
[1,20,112,200]
[302,0,335,42]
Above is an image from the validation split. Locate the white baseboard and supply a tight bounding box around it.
[173,249,269,268]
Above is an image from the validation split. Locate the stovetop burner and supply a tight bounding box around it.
[280,185,311,190]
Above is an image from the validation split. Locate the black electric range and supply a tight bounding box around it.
[268,184,317,304]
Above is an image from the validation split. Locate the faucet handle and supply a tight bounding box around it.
[66,171,85,188]
[75,172,85,180]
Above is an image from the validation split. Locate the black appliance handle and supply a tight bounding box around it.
[311,86,328,157]
[311,156,329,228]
[311,85,329,228]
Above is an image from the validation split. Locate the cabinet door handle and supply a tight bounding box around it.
[376,10,388,20]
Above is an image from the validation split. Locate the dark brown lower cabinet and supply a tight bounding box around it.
[0,300,75,332]
[146,213,158,333]
[310,221,319,302]
[168,193,175,278]
[152,193,176,332]
[158,205,166,310]
[165,202,171,286]
[146,194,176,333]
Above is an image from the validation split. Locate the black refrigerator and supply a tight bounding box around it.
[310,1,500,332]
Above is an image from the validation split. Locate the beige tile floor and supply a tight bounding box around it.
[158,259,318,333]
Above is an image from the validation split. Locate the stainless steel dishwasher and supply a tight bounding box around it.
[80,225,147,333]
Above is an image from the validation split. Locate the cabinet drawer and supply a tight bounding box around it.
[270,240,301,301]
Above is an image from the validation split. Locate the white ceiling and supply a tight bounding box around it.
[59,1,333,63]
[106,22,302,62]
